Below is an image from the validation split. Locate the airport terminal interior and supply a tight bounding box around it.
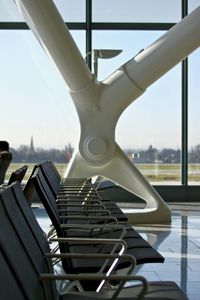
[0,1,200,299]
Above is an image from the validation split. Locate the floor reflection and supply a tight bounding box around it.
[133,203,200,300]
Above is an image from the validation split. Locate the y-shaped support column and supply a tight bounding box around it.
[15,0,200,223]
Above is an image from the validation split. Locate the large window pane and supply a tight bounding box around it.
[0,0,85,22]
[54,0,85,22]
[92,30,163,80]
[93,30,181,185]
[188,48,200,185]
[0,30,84,169]
[117,67,181,185]
[0,0,23,21]
[93,0,181,23]
[189,0,200,13]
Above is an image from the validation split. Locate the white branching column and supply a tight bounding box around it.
[15,0,200,223]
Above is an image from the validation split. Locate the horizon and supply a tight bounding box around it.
[9,141,200,152]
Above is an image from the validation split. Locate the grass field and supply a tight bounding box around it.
[5,163,200,184]
[5,163,66,180]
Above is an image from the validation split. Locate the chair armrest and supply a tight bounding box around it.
[47,223,126,240]
[59,215,117,223]
[48,237,127,249]
[56,198,102,204]
[57,194,101,199]
[40,272,148,298]
[46,238,127,277]
[57,203,105,209]
[59,223,125,231]
[58,209,111,216]
[60,223,126,239]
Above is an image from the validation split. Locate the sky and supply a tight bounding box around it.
[0,0,200,151]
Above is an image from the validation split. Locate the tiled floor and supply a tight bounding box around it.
[34,202,200,300]
[132,203,200,300]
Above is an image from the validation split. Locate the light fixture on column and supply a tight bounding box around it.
[92,49,122,77]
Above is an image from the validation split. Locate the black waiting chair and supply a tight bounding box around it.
[7,164,28,185]
[39,161,128,222]
[25,166,165,271]
[0,182,188,299]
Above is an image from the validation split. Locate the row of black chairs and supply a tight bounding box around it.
[24,162,165,271]
[0,162,188,299]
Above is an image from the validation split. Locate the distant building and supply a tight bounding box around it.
[27,136,38,162]
[30,136,35,153]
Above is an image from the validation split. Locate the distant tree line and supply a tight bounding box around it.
[9,143,200,164]
[10,143,74,163]
[128,144,200,164]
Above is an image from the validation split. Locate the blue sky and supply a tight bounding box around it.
[0,0,199,150]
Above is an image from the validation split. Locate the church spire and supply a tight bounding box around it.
[30,136,35,152]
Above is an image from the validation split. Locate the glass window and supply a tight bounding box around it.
[188,48,200,185]
[92,30,163,80]
[189,0,200,13]
[93,30,181,185]
[0,0,85,22]
[117,66,181,185]
[93,0,181,23]
[0,0,23,21]
[0,30,85,169]
[54,0,85,22]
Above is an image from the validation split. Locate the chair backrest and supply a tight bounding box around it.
[30,167,78,271]
[31,167,62,235]
[39,161,93,198]
[23,163,40,205]
[0,151,12,184]
[39,161,60,197]
[48,160,61,182]
[7,164,28,185]
[0,249,25,299]
[0,183,57,300]
[12,182,51,256]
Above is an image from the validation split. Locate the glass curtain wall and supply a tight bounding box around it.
[0,0,85,178]
[92,0,182,185]
[188,1,200,185]
[188,49,200,184]
[92,30,181,185]
[0,0,200,189]
[92,0,180,22]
